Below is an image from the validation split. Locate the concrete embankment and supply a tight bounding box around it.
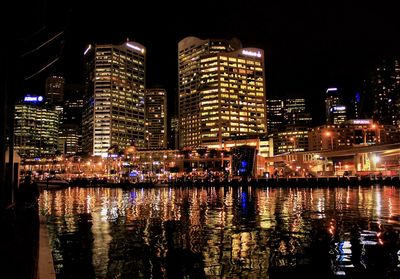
[38,216,56,279]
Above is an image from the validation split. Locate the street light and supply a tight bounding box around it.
[290,137,296,152]
[325,131,334,150]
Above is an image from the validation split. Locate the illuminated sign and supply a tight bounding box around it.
[333,106,346,111]
[84,44,91,55]
[326,87,338,93]
[352,119,371,125]
[242,50,262,58]
[126,43,145,53]
[24,96,43,102]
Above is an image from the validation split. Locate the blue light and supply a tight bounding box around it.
[355,92,361,103]
[24,95,44,103]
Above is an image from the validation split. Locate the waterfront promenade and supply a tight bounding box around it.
[0,203,55,278]
[67,175,400,188]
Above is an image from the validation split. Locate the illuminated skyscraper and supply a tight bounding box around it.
[14,95,59,157]
[145,88,167,149]
[82,42,146,156]
[370,59,400,126]
[266,99,284,134]
[178,36,266,148]
[325,88,347,124]
[45,76,65,104]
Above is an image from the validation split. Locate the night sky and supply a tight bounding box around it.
[9,1,400,123]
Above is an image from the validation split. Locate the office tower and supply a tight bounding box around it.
[371,59,400,126]
[145,88,167,149]
[170,116,179,150]
[82,41,146,156]
[58,84,84,154]
[284,98,312,126]
[14,95,59,157]
[45,76,65,104]
[266,99,284,134]
[178,36,266,148]
[325,87,347,124]
[348,91,361,119]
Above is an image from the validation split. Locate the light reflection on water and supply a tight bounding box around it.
[39,186,400,278]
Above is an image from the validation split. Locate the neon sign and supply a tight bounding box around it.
[24,96,43,102]
[242,50,262,58]
[352,119,371,125]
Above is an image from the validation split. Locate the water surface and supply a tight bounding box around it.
[39,186,400,278]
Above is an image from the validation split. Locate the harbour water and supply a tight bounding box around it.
[39,185,400,278]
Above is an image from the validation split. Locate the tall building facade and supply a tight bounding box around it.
[83,42,146,156]
[170,116,179,150]
[14,95,59,157]
[178,36,266,148]
[325,87,347,124]
[266,99,284,134]
[284,98,312,126]
[45,76,65,104]
[370,59,400,126]
[58,84,84,155]
[145,88,167,149]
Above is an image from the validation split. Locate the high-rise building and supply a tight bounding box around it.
[266,99,284,134]
[178,36,266,148]
[14,95,59,157]
[325,87,347,124]
[82,42,146,156]
[145,88,167,149]
[45,76,65,104]
[59,84,84,154]
[170,116,179,150]
[284,98,312,126]
[370,59,400,126]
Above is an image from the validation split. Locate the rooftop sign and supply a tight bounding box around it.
[242,50,262,58]
[24,96,43,102]
[351,119,372,125]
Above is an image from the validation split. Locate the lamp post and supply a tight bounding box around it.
[290,137,296,152]
[325,131,333,151]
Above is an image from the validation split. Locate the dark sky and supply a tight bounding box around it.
[9,1,400,121]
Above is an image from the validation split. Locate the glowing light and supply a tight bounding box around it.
[373,155,380,163]
[242,50,262,58]
[332,106,346,111]
[24,95,44,102]
[326,87,338,93]
[351,119,371,125]
[84,44,91,55]
[126,43,144,53]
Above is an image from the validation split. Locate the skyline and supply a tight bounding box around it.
[8,1,400,121]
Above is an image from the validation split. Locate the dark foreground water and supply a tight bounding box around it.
[39,186,400,278]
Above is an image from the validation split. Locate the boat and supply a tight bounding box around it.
[35,178,69,189]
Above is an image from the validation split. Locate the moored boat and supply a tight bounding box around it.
[36,178,69,189]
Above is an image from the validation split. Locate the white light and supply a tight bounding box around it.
[84,44,91,55]
[333,106,346,111]
[126,43,143,53]
[352,119,371,125]
[242,50,262,58]
[326,87,338,93]
[373,155,380,163]
[38,96,43,101]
